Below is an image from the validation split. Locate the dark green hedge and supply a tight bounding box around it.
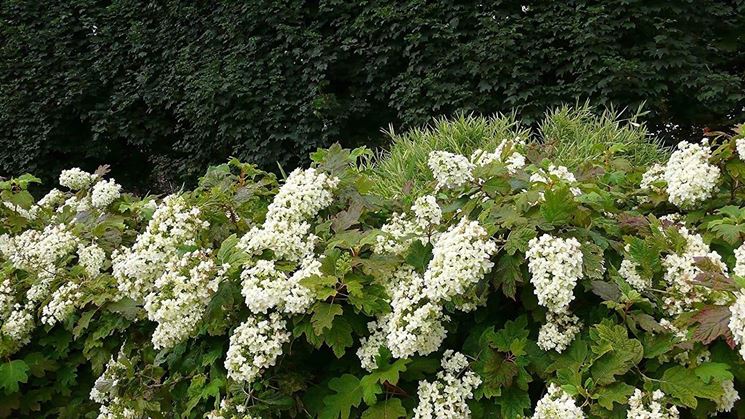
[2,1,744,191]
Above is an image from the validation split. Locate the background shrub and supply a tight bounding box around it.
[1,1,744,191]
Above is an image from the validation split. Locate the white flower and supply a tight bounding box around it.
[716,380,739,413]
[0,305,34,344]
[0,277,13,322]
[91,179,122,208]
[59,168,97,190]
[537,312,581,353]
[383,267,449,359]
[412,350,481,419]
[662,227,726,315]
[728,291,745,361]
[530,165,581,196]
[428,151,475,190]
[663,141,720,208]
[37,188,67,209]
[0,224,78,272]
[532,383,585,419]
[411,195,442,229]
[112,195,208,301]
[470,138,526,174]
[357,320,388,371]
[423,218,497,303]
[143,250,223,350]
[640,163,665,193]
[41,282,83,326]
[225,312,290,383]
[78,243,106,276]
[626,388,679,419]
[736,138,745,161]
[619,244,649,291]
[734,242,745,278]
[240,257,318,315]
[527,234,583,314]
[239,168,338,262]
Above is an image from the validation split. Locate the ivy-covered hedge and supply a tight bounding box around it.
[2,1,744,191]
[3,122,745,418]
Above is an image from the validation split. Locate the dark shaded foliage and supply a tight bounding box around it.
[1,1,744,191]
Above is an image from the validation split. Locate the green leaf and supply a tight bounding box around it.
[492,253,523,300]
[361,399,406,419]
[581,242,605,280]
[496,386,531,418]
[593,382,634,410]
[311,302,344,335]
[694,362,733,383]
[319,374,364,419]
[660,365,724,408]
[540,185,577,226]
[474,349,518,398]
[323,317,355,358]
[360,349,410,405]
[504,226,535,255]
[0,360,29,394]
[404,241,432,272]
[589,321,643,385]
[22,353,56,378]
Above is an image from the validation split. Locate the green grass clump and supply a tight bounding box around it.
[539,103,670,171]
[368,105,670,198]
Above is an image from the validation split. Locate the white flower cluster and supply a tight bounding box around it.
[527,235,583,313]
[423,218,497,303]
[362,218,497,365]
[662,227,726,315]
[728,291,745,360]
[530,165,582,196]
[527,234,583,353]
[228,168,337,383]
[734,242,745,277]
[112,195,208,301]
[78,243,106,276]
[224,312,290,383]
[91,178,122,208]
[537,312,582,353]
[375,195,442,255]
[379,267,449,360]
[428,140,526,191]
[59,167,97,190]
[206,399,256,419]
[640,163,666,194]
[618,245,650,292]
[90,353,138,419]
[357,320,389,371]
[626,389,679,419]
[716,380,739,413]
[737,138,745,161]
[412,350,481,419]
[38,188,66,209]
[663,141,720,208]
[1,306,34,344]
[532,383,585,419]
[239,168,338,262]
[41,282,83,326]
[0,224,77,272]
[143,250,225,350]
[0,277,13,321]
[470,138,526,174]
[428,151,475,190]
[241,257,320,315]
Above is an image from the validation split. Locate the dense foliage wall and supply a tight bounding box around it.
[2,1,744,191]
